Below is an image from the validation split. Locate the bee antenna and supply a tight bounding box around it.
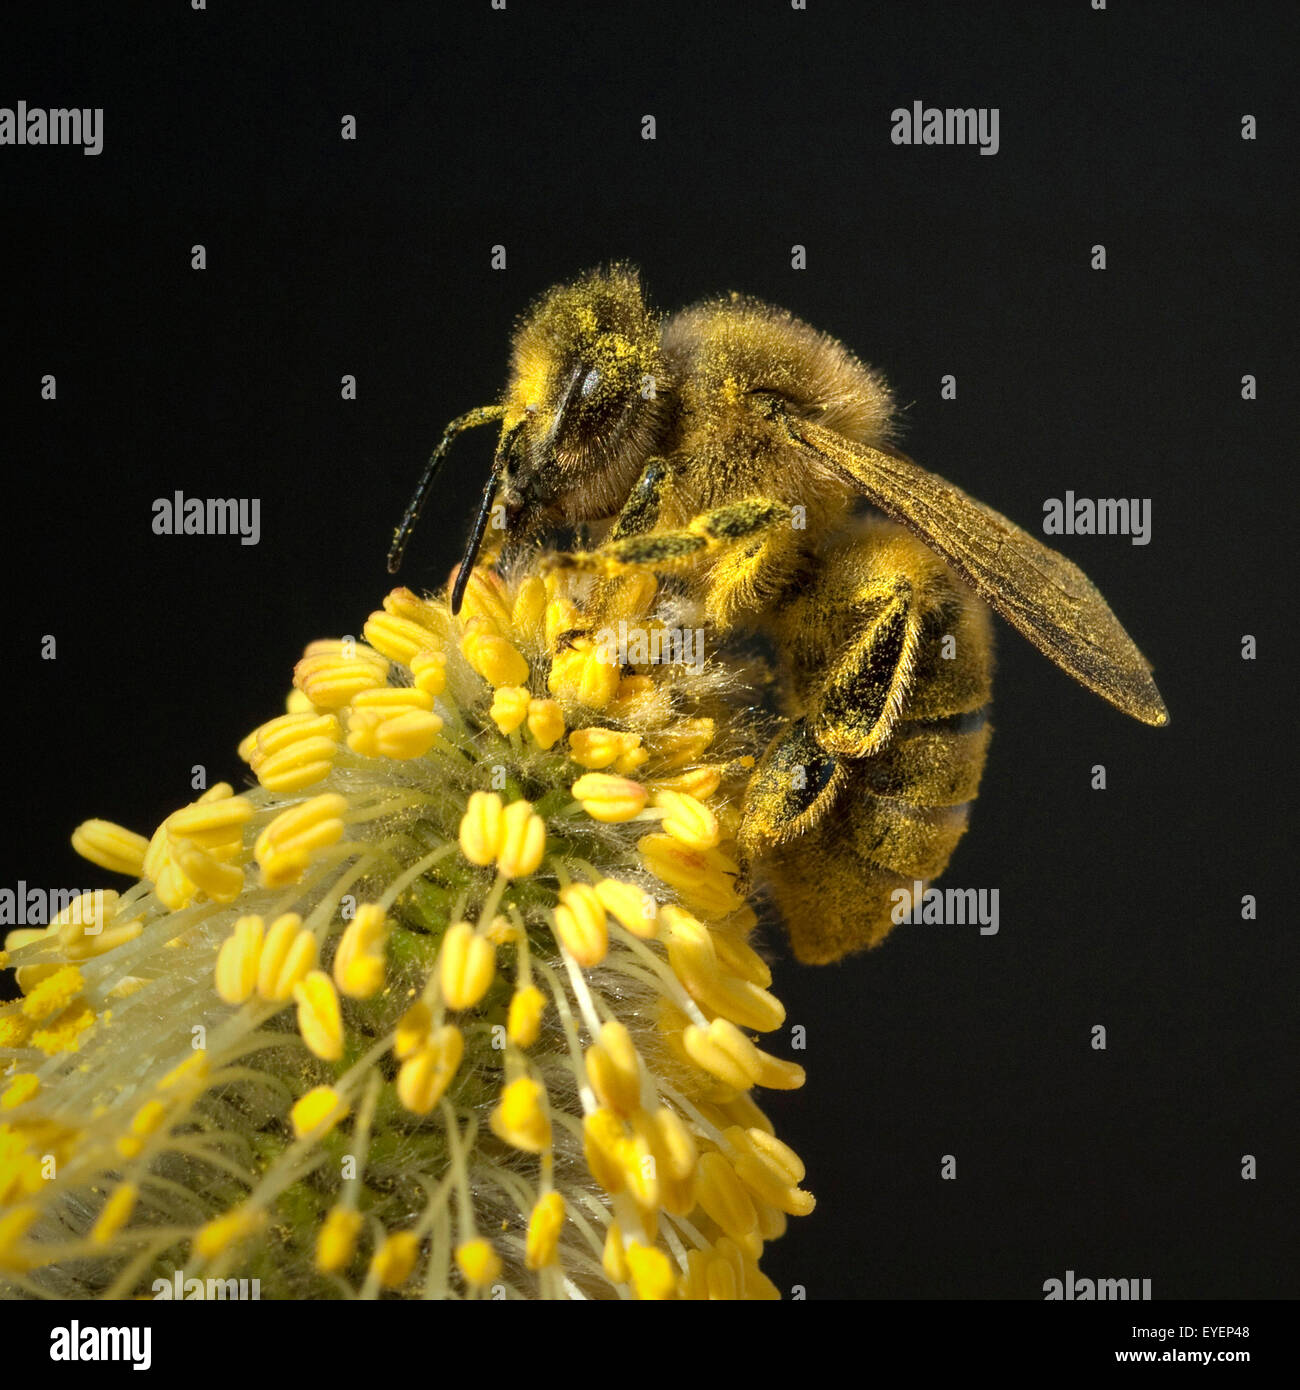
[449,417,527,615]
[450,465,503,616]
[388,405,506,575]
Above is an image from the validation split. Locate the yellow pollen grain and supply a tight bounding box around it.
[30,1001,94,1055]
[21,965,84,1022]
[0,1074,39,1111]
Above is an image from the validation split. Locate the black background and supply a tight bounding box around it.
[1,1,1294,1301]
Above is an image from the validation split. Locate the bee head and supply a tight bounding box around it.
[499,264,668,528]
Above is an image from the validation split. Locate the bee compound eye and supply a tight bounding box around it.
[580,367,601,398]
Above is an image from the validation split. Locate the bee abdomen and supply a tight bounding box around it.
[856,708,992,807]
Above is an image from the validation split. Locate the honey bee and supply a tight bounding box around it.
[389,266,1168,964]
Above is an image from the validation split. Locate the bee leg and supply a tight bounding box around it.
[810,575,922,759]
[740,573,923,857]
[603,498,801,622]
[740,717,847,857]
[609,457,669,539]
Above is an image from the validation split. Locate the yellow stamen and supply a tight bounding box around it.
[548,638,620,710]
[332,904,388,999]
[626,1241,676,1300]
[653,789,720,851]
[439,922,496,1011]
[291,1085,349,1139]
[456,1237,502,1287]
[458,791,505,867]
[524,1191,565,1271]
[526,698,565,750]
[90,1182,138,1244]
[70,819,150,877]
[490,1076,551,1153]
[410,650,448,698]
[553,883,608,967]
[293,648,389,708]
[255,793,348,887]
[568,727,643,771]
[193,1206,264,1262]
[396,1024,463,1114]
[215,916,264,1005]
[496,800,546,880]
[461,627,529,688]
[371,1230,419,1288]
[363,610,443,666]
[594,879,659,939]
[315,1205,363,1273]
[602,1221,629,1283]
[293,971,344,1062]
[585,1021,642,1116]
[489,685,531,736]
[393,1000,433,1060]
[506,984,546,1048]
[570,772,648,823]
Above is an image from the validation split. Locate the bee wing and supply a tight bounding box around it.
[788,415,1168,726]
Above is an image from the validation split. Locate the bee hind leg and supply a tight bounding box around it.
[810,574,923,759]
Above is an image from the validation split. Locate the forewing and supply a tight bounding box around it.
[787,415,1168,726]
